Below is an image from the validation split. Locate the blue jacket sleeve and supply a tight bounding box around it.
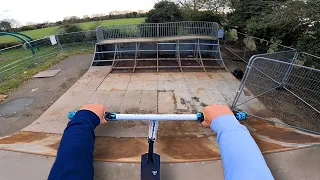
[211,114,274,180]
[48,110,100,180]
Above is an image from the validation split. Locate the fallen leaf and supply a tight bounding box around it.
[0,95,8,102]
[31,88,39,92]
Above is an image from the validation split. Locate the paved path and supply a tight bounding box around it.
[0,54,93,137]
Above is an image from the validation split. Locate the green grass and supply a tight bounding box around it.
[0,18,145,43]
[0,45,94,94]
[78,18,145,29]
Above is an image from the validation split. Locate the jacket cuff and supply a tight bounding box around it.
[73,110,100,129]
[210,114,240,133]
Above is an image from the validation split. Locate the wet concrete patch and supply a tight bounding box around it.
[0,97,34,117]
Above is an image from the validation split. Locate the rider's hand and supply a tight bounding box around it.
[202,104,233,127]
[80,103,107,125]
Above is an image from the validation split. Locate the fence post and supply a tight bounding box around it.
[157,24,159,37]
[23,43,28,56]
[243,35,249,60]
[281,51,299,85]
[96,26,104,42]
[0,66,3,83]
[56,35,63,50]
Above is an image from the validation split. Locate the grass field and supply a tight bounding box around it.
[0,18,145,43]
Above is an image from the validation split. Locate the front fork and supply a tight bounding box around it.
[141,120,160,180]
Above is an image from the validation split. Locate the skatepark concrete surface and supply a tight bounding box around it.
[0,56,319,179]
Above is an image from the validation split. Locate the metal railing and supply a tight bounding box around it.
[93,37,224,72]
[232,56,320,134]
[97,21,220,42]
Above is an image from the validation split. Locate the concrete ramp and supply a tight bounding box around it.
[0,67,319,163]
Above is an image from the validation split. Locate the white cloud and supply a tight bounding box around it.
[0,0,155,25]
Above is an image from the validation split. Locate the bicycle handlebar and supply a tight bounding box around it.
[68,111,247,121]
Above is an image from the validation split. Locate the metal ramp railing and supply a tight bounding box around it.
[92,21,225,72]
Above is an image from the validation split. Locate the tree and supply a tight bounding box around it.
[0,19,21,32]
[132,12,138,18]
[63,16,80,24]
[227,0,320,68]
[145,1,183,23]
[0,21,12,32]
[176,0,211,11]
[190,10,225,24]
[227,0,274,32]
[176,0,228,12]
[83,15,90,22]
[206,0,229,12]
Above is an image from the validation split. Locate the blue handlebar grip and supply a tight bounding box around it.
[234,112,247,121]
[67,111,117,121]
[196,112,204,123]
[68,111,77,120]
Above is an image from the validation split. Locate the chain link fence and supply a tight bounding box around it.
[232,56,320,134]
[0,31,97,82]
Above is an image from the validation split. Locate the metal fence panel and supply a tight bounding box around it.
[232,57,320,133]
[0,31,96,82]
[0,37,61,79]
[99,21,219,41]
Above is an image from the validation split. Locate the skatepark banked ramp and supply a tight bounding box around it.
[93,22,225,72]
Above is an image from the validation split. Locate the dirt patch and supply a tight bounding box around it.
[94,137,147,160]
[124,108,140,114]
[0,131,48,144]
[200,103,208,107]
[245,118,320,144]
[252,135,288,152]
[180,98,187,105]
[243,89,251,96]
[158,121,204,137]
[172,93,177,108]
[121,120,137,129]
[47,141,60,150]
[158,136,220,160]
[191,97,200,102]
[0,95,7,102]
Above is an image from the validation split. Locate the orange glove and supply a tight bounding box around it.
[80,103,107,125]
[202,104,234,127]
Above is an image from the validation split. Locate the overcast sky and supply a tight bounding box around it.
[0,0,156,25]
